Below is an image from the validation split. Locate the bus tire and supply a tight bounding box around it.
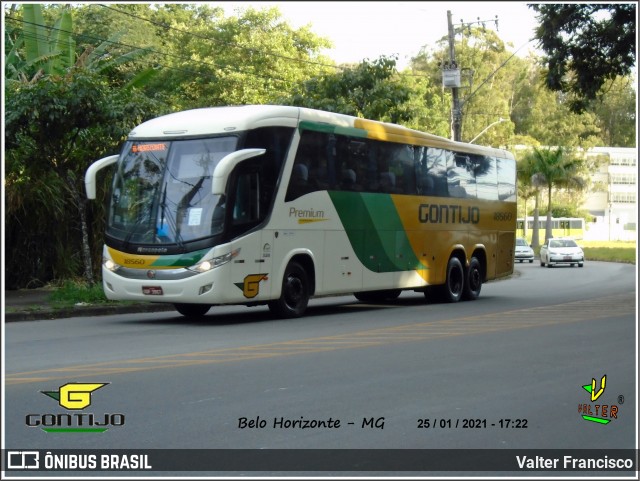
[174,303,211,318]
[354,289,401,303]
[463,257,482,301]
[440,256,464,303]
[268,261,310,318]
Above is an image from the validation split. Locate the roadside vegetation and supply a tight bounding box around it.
[48,280,112,308]
[579,241,637,264]
[530,240,637,264]
[4,3,636,290]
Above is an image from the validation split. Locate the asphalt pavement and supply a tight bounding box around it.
[3,287,174,322]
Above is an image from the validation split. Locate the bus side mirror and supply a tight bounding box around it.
[85,155,119,199]
[212,148,266,195]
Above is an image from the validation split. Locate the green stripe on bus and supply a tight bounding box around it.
[299,121,367,139]
[149,248,210,267]
[328,192,422,273]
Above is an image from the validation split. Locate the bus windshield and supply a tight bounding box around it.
[107,137,237,246]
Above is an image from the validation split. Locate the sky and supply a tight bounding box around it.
[216,1,541,69]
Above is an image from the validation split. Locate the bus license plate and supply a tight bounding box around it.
[142,286,163,295]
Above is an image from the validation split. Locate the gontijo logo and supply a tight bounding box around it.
[41,382,107,409]
[578,374,621,424]
[26,382,125,433]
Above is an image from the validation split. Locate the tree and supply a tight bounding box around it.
[530,4,636,113]
[516,154,539,241]
[516,152,545,248]
[4,3,75,83]
[285,56,414,123]
[410,26,528,146]
[393,71,451,137]
[130,4,335,110]
[591,76,637,147]
[508,56,603,148]
[4,3,164,288]
[284,54,451,136]
[527,147,588,244]
[5,72,164,288]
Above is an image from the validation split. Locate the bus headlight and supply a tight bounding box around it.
[189,248,240,273]
[103,257,121,272]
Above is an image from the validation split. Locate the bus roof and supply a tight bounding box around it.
[128,105,513,159]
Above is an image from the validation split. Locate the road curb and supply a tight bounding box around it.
[4,303,176,322]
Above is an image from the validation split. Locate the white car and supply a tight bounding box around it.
[515,237,534,263]
[539,238,584,268]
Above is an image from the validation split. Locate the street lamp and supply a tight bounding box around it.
[468,118,507,144]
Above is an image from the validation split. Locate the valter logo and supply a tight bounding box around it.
[26,382,125,433]
[578,374,622,425]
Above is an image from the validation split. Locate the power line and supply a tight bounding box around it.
[6,4,481,94]
[4,14,296,89]
[97,4,343,72]
[95,4,435,80]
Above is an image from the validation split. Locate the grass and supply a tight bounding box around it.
[48,279,112,308]
[530,240,636,264]
[579,240,636,264]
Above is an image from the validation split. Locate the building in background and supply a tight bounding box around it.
[582,147,637,241]
[514,146,637,242]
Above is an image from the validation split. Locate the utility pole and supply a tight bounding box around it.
[443,11,499,143]
[446,10,462,142]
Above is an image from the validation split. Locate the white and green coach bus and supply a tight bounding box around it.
[85,105,517,319]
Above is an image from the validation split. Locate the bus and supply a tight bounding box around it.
[85,105,517,319]
[517,217,585,241]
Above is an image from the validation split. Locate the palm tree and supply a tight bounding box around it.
[528,147,587,244]
[516,156,540,243]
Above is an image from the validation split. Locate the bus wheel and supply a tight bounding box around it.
[441,256,464,303]
[174,303,211,318]
[268,261,309,318]
[463,257,482,301]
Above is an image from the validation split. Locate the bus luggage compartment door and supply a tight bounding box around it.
[496,231,515,277]
[322,230,363,294]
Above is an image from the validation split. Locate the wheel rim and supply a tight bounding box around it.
[284,274,304,308]
[468,266,481,292]
[449,264,463,297]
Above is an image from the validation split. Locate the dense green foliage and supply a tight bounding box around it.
[530,4,636,113]
[3,3,637,288]
[5,71,165,288]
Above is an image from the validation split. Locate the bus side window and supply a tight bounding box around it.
[286,130,332,200]
[286,162,311,200]
[448,153,477,199]
[244,126,294,212]
[417,172,436,195]
[473,155,497,200]
[497,156,516,202]
[340,169,359,190]
[391,144,416,194]
[425,147,450,197]
[232,170,259,225]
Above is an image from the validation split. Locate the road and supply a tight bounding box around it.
[3,261,637,476]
